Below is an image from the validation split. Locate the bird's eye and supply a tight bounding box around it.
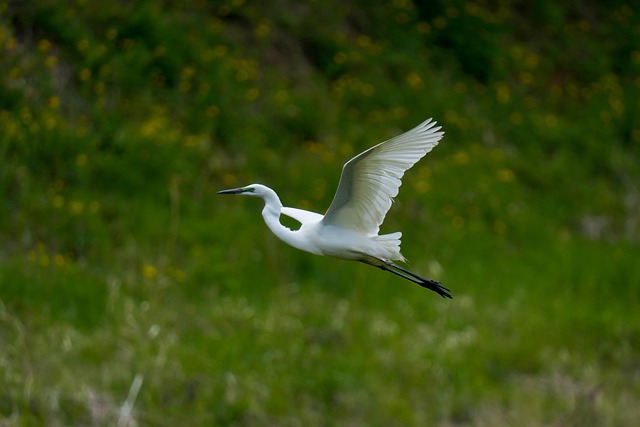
[244,187,256,193]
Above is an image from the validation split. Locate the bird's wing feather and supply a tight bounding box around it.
[322,118,443,235]
[281,207,324,224]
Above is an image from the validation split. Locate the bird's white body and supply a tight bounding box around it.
[257,184,402,260]
[218,118,452,298]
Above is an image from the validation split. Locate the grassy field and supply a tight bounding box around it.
[1,0,640,425]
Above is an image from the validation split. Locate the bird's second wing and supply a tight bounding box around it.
[322,118,444,236]
[281,207,324,224]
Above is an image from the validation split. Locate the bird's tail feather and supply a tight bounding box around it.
[372,232,405,261]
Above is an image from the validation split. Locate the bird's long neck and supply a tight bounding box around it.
[259,187,309,252]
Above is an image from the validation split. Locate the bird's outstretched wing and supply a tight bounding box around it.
[322,118,443,236]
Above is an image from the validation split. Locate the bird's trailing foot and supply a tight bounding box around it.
[361,257,452,299]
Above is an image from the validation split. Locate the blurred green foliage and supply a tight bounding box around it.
[1,0,639,425]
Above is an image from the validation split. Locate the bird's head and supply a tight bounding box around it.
[217,183,267,197]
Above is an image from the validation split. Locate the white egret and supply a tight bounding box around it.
[218,118,451,298]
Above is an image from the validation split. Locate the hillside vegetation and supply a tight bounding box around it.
[1,0,639,425]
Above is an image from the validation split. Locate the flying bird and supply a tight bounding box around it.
[218,118,451,298]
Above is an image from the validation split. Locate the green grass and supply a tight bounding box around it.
[1,0,640,425]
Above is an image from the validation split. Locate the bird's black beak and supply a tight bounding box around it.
[217,187,245,195]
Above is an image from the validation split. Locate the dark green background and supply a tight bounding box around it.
[1,1,639,425]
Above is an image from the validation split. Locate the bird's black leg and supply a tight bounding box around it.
[381,259,442,284]
[360,258,452,299]
[381,258,452,299]
[360,258,422,284]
